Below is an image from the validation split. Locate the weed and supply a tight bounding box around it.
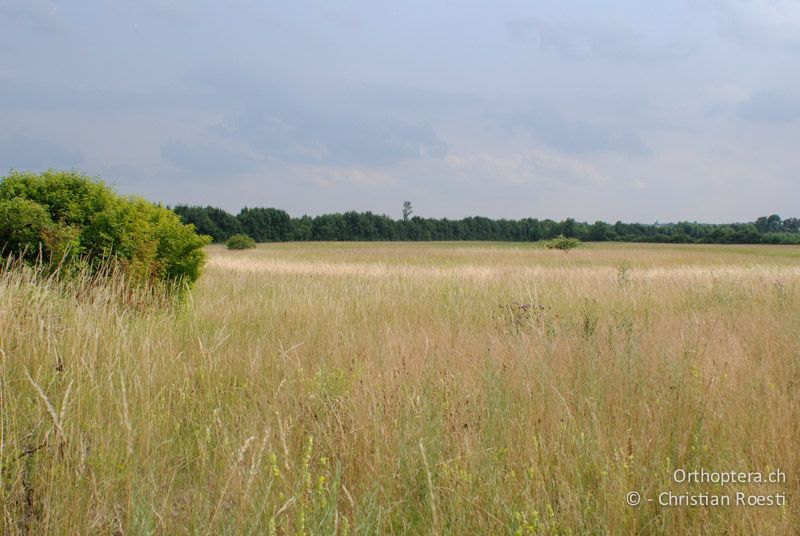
[1,242,797,534]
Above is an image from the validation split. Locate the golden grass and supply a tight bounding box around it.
[1,242,798,534]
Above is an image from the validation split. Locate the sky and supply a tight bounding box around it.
[1,0,798,223]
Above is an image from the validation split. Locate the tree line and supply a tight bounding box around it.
[171,205,800,245]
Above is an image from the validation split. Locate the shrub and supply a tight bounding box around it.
[544,234,581,253]
[0,169,211,288]
[226,233,257,250]
[0,197,57,260]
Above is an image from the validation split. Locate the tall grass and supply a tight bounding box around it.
[1,243,798,534]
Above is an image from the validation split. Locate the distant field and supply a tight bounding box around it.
[2,242,798,534]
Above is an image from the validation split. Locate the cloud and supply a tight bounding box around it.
[188,65,450,167]
[0,0,64,34]
[0,133,83,172]
[304,117,447,166]
[286,165,397,188]
[0,76,188,113]
[712,0,800,48]
[218,104,448,167]
[736,90,800,123]
[136,1,205,25]
[504,108,651,156]
[445,148,608,189]
[506,16,692,62]
[160,141,260,177]
[322,8,360,30]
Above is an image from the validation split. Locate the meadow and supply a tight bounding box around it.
[1,242,798,534]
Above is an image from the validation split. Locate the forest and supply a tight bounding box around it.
[173,205,800,245]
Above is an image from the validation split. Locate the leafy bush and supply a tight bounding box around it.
[0,197,59,260]
[226,233,256,250]
[544,234,581,253]
[0,169,211,288]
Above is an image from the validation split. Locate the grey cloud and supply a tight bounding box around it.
[507,17,692,62]
[189,66,449,166]
[0,133,83,172]
[137,1,204,25]
[161,141,259,177]
[183,65,279,105]
[330,118,447,164]
[711,0,800,49]
[94,163,148,186]
[322,8,360,30]
[186,63,482,118]
[0,0,64,34]
[506,109,651,156]
[0,76,189,113]
[186,64,447,165]
[226,108,448,166]
[345,85,486,120]
[737,90,800,123]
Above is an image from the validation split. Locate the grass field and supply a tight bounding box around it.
[1,242,798,534]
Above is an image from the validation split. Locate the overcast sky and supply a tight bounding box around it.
[1,0,798,222]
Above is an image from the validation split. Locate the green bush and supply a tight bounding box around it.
[544,234,581,253]
[0,197,57,260]
[0,169,211,288]
[226,233,257,250]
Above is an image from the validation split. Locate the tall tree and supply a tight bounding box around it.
[402,201,413,222]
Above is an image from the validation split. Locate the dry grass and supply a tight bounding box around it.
[1,242,798,534]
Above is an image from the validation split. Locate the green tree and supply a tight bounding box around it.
[589,221,615,241]
[238,207,292,242]
[173,205,243,242]
[402,201,413,222]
